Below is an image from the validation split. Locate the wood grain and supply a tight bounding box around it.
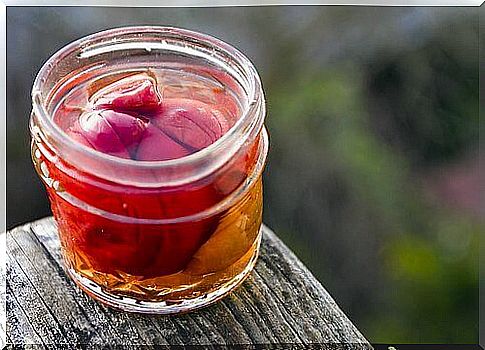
[3,217,371,348]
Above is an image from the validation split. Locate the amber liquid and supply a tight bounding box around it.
[32,66,264,306]
[49,176,262,303]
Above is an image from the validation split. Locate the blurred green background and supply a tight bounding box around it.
[7,6,481,343]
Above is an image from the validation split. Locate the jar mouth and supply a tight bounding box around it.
[32,26,265,186]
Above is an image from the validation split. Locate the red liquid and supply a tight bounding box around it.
[33,67,263,302]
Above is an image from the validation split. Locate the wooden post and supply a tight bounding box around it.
[3,217,371,347]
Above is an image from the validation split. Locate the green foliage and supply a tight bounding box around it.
[375,217,479,342]
[264,63,479,342]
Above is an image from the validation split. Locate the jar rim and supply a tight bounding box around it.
[32,26,265,186]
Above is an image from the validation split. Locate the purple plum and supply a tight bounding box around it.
[76,111,130,159]
[101,110,147,155]
[91,74,161,112]
[153,98,230,150]
[136,124,190,161]
[67,110,148,159]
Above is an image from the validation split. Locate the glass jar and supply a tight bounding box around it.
[30,26,268,314]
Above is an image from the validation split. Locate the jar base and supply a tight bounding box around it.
[65,231,261,314]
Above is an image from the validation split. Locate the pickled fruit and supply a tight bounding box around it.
[43,67,262,302]
[153,98,230,150]
[91,73,162,112]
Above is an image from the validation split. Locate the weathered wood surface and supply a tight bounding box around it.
[3,217,371,348]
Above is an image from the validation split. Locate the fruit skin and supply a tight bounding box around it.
[72,110,149,159]
[75,111,131,159]
[135,124,190,161]
[101,110,146,155]
[70,75,234,161]
[91,73,162,112]
[152,98,230,150]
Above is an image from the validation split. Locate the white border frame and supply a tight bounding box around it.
[0,2,482,349]
[1,0,484,5]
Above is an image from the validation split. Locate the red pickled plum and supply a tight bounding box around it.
[76,111,131,159]
[67,110,148,159]
[136,124,190,161]
[102,110,147,155]
[153,98,231,150]
[91,73,161,112]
